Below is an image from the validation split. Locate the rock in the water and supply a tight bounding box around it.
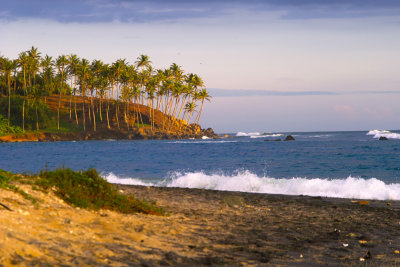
[379,136,388,140]
[284,135,295,141]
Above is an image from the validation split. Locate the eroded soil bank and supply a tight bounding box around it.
[1,184,400,266]
[0,126,218,143]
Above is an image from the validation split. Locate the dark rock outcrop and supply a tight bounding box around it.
[284,135,295,141]
[379,136,388,140]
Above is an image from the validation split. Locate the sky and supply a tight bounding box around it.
[1,0,400,133]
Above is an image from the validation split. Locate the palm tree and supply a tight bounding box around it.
[67,54,80,123]
[40,55,54,103]
[77,58,91,131]
[30,85,42,131]
[0,47,212,136]
[27,46,41,90]
[184,102,197,124]
[111,59,127,129]
[194,89,211,125]
[0,57,14,126]
[17,52,29,131]
[55,55,68,130]
[11,60,18,95]
[135,54,151,69]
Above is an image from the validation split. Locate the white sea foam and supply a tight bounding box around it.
[307,134,331,138]
[104,173,153,186]
[236,132,283,138]
[202,136,210,139]
[367,130,400,139]
[236,132,261,137]
[250,134,283,139]
[367,130,390,136]
[104,171,400,200]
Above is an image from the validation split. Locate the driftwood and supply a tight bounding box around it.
[0,202,12,211]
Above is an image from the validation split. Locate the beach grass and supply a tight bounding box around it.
[0,170,37,204]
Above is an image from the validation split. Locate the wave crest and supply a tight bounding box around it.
[367,130,400,139]
[236,132,283,138]
[236,132,261,137]
[104,173,153,186]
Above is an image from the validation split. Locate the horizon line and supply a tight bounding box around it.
[208,88,400,97]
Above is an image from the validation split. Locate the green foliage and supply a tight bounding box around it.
[0,115,23,136]
[0,96,56,130]
[44,119,83,133]
[36,168,163,215]
[0,170,37,204]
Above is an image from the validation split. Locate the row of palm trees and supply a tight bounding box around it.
[0,47,211,133]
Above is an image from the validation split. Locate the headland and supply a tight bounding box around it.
[0,95,218,143]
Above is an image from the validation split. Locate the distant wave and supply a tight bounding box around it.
[306,134,332,138]
[104,171,400,200]
[166,140,238,144]
[236,132,261,137]
[367,130,400,139]
[236,132,283,138]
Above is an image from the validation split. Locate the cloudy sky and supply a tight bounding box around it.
[1,0,400,132]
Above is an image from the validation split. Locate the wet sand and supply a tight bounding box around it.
[1,184,400,266]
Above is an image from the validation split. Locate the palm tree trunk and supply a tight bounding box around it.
[99,96,103,122]
[115,84,120,129]
[69,77,73,120]
[177,96,187,120]
[57,73,63,130]
[82,89,86,131]
[7,75,11,127]
[91,97,96,131]
[106,92,110,129]
[35,105,39,131]
[115,101,120,129]
[195,101,205,125]
[124,101,129,130]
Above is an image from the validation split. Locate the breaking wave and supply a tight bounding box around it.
[104,171,400,200]
[367,130,400,139]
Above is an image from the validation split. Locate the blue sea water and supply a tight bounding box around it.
[1,130,400,200]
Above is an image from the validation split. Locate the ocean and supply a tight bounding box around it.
[1,130,399,200]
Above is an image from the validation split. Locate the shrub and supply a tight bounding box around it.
[0,115,23,135]
[0,96,56,130]
[36,168,163,215]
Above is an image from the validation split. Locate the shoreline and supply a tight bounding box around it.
[125,184,400,205]
[0,127,219,143]
[1,183,400,265]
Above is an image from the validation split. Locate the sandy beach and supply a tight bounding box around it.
[1,184,400,266]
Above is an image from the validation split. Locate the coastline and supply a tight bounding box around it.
[0,127,219,143]
[1,183,399,265]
